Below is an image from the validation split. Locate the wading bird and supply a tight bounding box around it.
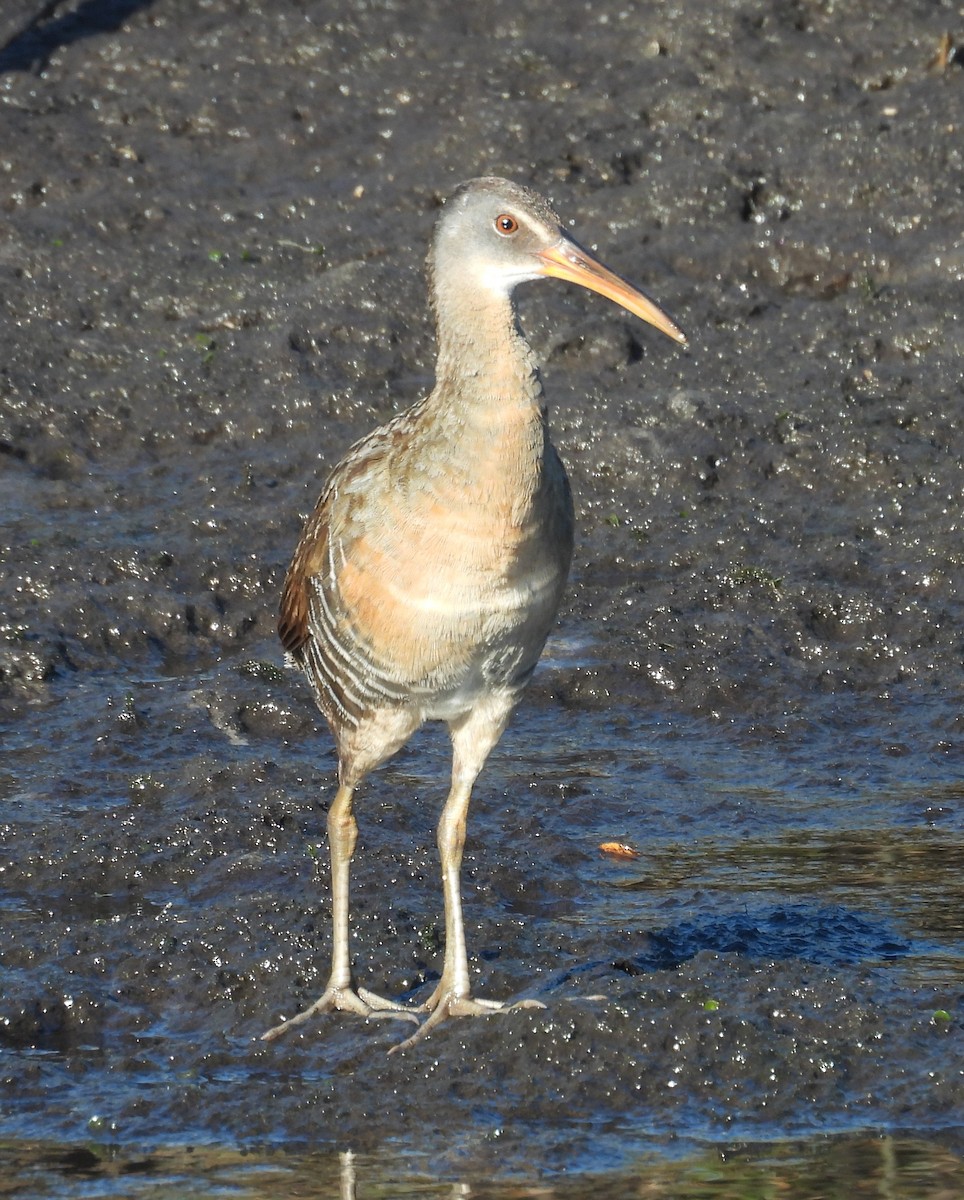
[263,177,686,1051]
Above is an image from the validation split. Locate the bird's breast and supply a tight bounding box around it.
[332,448,573,690]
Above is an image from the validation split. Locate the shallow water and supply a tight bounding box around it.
[1,0,963,1195]
[2,669,962,1187]
[4,1135,964,1199]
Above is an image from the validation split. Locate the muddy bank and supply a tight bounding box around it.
[1,0,962,1192]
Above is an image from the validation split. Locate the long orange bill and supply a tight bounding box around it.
[536,237,687,345]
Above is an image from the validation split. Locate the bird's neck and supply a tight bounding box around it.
[408,286,551,516]
[429,287,545,427]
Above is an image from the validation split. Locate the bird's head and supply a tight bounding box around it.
[429,176,686,345]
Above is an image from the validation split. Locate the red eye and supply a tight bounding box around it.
[495,213,519,235]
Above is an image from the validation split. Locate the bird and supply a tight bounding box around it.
[262,176,686,1052]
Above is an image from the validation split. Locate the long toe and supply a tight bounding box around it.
[261,985,419,1041]
[356,986,422,1016]
[388,992,546,1054]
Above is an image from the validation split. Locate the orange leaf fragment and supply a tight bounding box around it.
[599,841,639,859]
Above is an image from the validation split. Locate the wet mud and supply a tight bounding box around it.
[1,0,963,1195]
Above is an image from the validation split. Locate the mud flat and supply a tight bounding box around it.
[1,0,962,1195]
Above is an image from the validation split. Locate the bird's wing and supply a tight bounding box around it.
[278,468,413,731]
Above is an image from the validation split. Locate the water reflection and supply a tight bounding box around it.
[1,1134,962,1198]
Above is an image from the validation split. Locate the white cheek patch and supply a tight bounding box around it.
[471,258,544,299]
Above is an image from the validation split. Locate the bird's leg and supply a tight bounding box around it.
[262,781,416,1041]
[428,770,477,1004]
[389,698,544,1053]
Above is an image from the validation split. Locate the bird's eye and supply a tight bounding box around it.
[495,213,519,235]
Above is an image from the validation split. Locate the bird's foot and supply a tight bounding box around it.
[387,989,545,1054]
[261,985,418,1042]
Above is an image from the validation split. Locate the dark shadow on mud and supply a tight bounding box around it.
[627,904,914,972]
[568,904,915,984]
[0,0,156,73]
